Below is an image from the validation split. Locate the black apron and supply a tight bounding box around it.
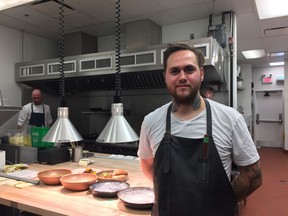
[152,100,237,216]
[29,103,45,127]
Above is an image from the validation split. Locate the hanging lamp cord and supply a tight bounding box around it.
[58,0,66,107]
[114,0,121,103]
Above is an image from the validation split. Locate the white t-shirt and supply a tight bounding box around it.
[17,102,53,128]
[137,99,260,178]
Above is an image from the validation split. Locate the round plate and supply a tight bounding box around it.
[117,187,154,210]
[90,180,130,197]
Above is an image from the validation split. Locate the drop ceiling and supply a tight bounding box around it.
[0,0,287,68]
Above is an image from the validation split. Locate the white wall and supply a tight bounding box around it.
[0,25,22,106]
[0,25,57,106]
[0,25,57,132]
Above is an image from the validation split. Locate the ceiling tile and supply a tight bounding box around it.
[1,5,55,25]
[65,13,101,27]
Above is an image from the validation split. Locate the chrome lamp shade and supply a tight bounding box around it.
[96,103,139,143]
[42,107,83,143]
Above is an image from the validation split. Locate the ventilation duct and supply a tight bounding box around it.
[125,19,162,49]
[15,37,228,93]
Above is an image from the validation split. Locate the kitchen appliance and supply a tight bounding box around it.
[83,134,138,156]
[0,144,38,164]
[38,146,70,165]
[42,107,83,143]
[0,134,9,144]
[15,37,228,93]
[42,0,83,144]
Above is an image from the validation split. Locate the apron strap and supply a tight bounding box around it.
[162,103,173,173]
[30,103,45,114]
[165,103,172,135]
[31,103,34,113]
[204,99,212,136]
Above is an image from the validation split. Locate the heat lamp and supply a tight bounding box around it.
[96,0,139,144]
[42,0,82,143]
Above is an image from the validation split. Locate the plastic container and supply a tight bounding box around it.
[23,125,32,146]
[31,127,54,148]
[7,130,23,146]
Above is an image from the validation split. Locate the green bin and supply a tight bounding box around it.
[31,127,54,148]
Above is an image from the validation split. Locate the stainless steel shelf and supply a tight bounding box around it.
[0,105,21,126]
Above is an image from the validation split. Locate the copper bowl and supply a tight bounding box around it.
[60,173,97,191]
[38,169,72,185]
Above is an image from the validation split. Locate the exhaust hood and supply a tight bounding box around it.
[15,37,228,93]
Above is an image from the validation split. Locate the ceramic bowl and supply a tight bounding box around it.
[60,173,97,191]
[38,169,72,185]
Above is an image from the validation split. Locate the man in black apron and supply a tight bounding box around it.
[17,89,52,129]
[138,43,262,216]
[152,100,236,215]
[29,102,45,127]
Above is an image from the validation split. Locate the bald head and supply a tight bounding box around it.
[32,89,42,105]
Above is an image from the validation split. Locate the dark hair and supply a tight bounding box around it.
[163,42,205,71]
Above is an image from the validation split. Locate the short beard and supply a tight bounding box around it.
[33,101,41,105]
[172,94,201,112]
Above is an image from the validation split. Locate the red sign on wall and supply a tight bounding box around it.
[262,76,272,84]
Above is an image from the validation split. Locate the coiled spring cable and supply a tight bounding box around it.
[114,0,121,103]
[58,0,66,106]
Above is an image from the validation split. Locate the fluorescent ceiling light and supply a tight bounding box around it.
[269,62,284,66]
[242,49,266,59]
[269,52,285,57]
[0,0,35,11]
[255,0,288,19]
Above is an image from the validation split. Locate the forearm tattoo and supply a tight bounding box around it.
[232,162,262,202]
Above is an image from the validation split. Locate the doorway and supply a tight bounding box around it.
[254,90,283,148]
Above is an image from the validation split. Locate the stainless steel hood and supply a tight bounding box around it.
[15,37,228,93]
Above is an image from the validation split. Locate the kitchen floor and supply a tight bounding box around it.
[240,147,288,216]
